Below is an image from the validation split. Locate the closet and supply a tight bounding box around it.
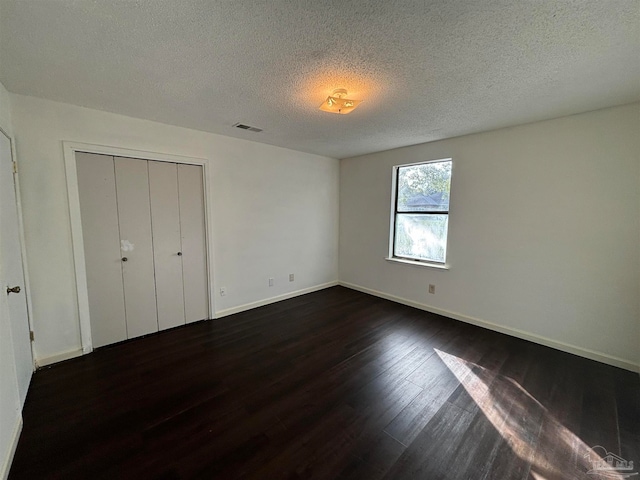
[76,153,209,348]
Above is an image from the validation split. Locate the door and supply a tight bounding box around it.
[76,153,128,347]
[114,157,158,339]
[76,153,209,348]
[0,129,32,404]
[149,161,185,330]
[178,164,209,323]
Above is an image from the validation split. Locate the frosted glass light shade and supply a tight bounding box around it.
[319,89,362,114]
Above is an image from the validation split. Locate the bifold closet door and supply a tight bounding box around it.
[148,161,185,329]
[78,155,208,348]
[178,164,209,323]
[76,153,127,347]
[114,157,159,339]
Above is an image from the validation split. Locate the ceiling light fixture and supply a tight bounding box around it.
[319,88,362,115]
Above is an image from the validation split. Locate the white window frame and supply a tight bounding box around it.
[387,158,452,269]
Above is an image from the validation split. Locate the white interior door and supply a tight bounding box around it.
[178,164,209,322]
[149,161,185,330]
[0,130,32,404]
[76,153,127,347]
[114,157,158,339]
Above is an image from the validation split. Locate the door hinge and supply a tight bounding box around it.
[29,331,34,342]
[12,161,18,173]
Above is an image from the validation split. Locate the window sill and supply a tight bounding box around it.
[385,257,450,270]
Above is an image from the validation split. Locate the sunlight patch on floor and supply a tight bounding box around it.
[435,349,625,480]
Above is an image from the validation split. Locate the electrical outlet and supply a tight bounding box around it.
[220,287,226,296]
[269,278,274,287]
[289,273,294,282]
[428,284,435,294]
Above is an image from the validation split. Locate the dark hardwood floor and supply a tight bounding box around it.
[9,286,640,479]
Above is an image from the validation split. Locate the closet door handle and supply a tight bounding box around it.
[122,257,128,262]
[7,286,21,294]
[177,252,182,256]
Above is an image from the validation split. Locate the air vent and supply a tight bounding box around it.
[233,123,263,133]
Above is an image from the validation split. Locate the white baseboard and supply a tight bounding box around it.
[36,347,84,368]
[35,283,340,365]
[215,281,339,318]
[1,415,22,480]
[339,281,639,373]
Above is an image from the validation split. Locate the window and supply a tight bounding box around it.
[391,159,452,265]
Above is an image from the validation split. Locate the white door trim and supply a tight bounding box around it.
[63,141,216,354]
[0,127,36,370]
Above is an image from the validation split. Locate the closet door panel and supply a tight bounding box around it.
[76,153,127,347]
[149,161,185,329]
[114,157,158,338]
[178,164,209,323]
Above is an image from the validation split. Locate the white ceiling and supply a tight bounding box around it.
[1,1,638,159]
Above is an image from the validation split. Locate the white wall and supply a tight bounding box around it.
[0,83,11,137]
[0,81,23,479]
[340,103,640,371]
[10,94,339,364]
[8,92,638,372]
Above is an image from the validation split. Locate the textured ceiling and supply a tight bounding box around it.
[1,1,638,159]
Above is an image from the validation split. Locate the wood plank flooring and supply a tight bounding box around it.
[9,286,640,479]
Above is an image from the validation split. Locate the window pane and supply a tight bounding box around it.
[394,214,448,263]
[397,161,451,212]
